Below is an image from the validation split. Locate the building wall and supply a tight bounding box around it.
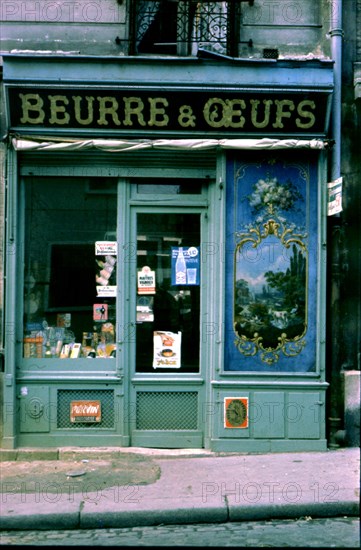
[0,0,331,59]
[0,86,5,440]
[340,0,361,373]
[0,0,128,55]
[336,0,361,446]
[0,0,360,447]
[0,40,5,424]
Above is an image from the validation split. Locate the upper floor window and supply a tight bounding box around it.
[130,0,249,57]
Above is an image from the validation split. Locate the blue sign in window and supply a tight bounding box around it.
[171,246,200,286]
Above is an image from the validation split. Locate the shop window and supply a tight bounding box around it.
[22,177,118,360]
[131,1,243,57]
[48,244,95,309]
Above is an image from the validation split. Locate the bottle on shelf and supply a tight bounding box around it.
[92,332,99,349]
[45,340,52,358]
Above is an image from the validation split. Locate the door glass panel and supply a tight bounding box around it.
[136,213,200,373]
[23,177,117,360]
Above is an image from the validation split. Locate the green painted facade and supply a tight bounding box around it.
[0,54,333,451]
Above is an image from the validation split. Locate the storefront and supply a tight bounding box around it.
[2,54,333,451]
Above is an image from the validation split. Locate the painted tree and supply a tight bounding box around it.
[264,244,306,312]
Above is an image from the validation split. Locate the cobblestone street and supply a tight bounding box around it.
[1,517,359,547]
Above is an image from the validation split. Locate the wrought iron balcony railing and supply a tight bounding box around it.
[129,1,253,57]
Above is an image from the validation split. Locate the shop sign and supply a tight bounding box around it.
[224,397,249,429]
[138,266,156,294]
[70,400,101,423]
[95,241,117,255]
[327,177,343,216]
[96,285,116,297]
[7,87,329,135]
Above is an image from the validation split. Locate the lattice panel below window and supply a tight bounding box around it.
[136,391,198,430]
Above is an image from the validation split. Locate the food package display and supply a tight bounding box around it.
[101,322,115,343]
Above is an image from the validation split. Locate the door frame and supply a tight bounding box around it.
[124,191,212,448]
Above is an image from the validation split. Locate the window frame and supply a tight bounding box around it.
[129,0,245,57]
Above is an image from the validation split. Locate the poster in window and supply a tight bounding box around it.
[95,241,117,297]
[171,246,200,286]
[153,331,181,369]
[137,266,156,294]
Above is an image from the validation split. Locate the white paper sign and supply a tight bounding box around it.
[96,285,117,297]
[137,266,156,294]
[95,241,118,255]
[153,331,181,369]
[327,177,343,216]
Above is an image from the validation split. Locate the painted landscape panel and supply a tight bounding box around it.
[225,152,318,372]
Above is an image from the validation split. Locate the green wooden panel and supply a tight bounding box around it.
[252,392,285,439]
[17,433,129,448]
[210,438,327,453]
[19,385,50,433]
[286,392,322,439]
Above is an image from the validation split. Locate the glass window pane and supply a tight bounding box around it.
[23,177,117,360]
[133,1,235,56]
[136,213,200,373]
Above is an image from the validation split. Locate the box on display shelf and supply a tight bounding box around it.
[23,320,117,359]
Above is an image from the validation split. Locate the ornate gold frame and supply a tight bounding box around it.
[233,212,308,365]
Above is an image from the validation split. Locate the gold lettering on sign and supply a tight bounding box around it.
[203,98,227,128]
[19,93,45,124]
[48,95,70,125]
[225,99,246,128]
[123,97,146,126]
[178,105,196,127]
[15,92,320,131]
[272,99,295,128]
[147,97,169,126]
[203,98,246,128]
[97,96,121,126]
[296,100,316,129]
[72,95,95,125]
[250,99,272,128]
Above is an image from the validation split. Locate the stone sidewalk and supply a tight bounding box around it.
[0,447,359,530]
